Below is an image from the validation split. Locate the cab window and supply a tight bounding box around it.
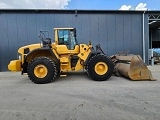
[70,31,77,49]
[57,29,78,50]
[58,30,69,45]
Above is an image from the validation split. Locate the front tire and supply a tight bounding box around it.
[28,57,57,84]
[86,54,113,81]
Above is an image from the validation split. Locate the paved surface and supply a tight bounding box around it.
[0,65,160,120]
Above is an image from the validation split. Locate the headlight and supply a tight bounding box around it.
[24,48,30,54]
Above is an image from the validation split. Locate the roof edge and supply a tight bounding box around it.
[0,9,160,14]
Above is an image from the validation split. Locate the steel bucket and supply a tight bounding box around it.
[111,54,154,81]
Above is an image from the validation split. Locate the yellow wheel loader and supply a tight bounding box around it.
[8,28,114,84]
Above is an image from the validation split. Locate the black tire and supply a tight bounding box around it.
[86,54,114,81]
[28,57,57,84]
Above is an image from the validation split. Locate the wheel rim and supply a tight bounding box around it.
[95,62,108,75]
[34,64,48,78]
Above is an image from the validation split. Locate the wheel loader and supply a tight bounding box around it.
[8,28,114,84]
[8,28,154,83]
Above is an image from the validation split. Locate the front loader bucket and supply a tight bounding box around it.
[111,54,154,81]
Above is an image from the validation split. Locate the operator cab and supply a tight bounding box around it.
[54,28,79,55]
[56,28,78,50]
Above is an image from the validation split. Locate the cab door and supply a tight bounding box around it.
[57,29,79,54]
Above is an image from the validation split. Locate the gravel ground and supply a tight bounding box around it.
[0,65,160,120]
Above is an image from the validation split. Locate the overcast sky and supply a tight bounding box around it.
[0,0,159,10]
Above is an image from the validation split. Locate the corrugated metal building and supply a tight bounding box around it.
[0,9,160,71]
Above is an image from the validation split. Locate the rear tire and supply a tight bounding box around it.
[86,54,113,81]
[28,57,57,84]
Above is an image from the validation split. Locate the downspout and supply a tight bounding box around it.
[142,11,145,62]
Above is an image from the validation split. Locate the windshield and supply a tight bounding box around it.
[58,30,69,45]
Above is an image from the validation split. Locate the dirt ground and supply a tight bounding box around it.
[0,65,160,120]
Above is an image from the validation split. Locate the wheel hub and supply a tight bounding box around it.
[34,64,48,78]
[95,62,108,75]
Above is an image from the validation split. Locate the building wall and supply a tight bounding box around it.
[0,10,146,71]
[151,29,160,41]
